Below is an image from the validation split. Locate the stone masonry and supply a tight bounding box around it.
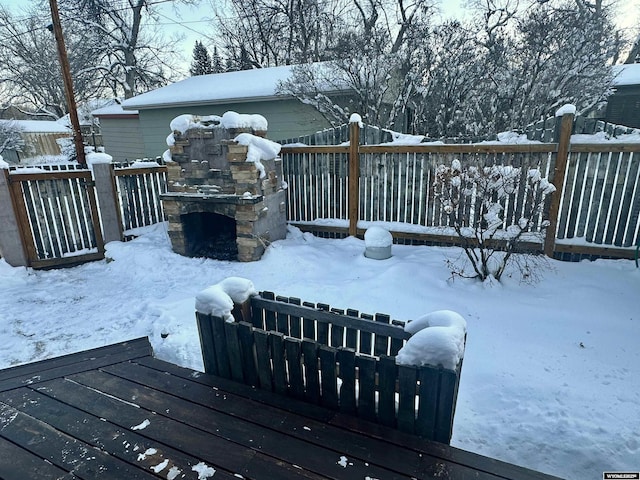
[160,123,287,262]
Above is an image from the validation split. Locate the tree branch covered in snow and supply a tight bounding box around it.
[0,120,25,156]
[272,0,623,136]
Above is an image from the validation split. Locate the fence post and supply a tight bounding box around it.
[544,112,574,257]
[0,169,29,267]
[92,162,124,243]
[348,118,361,236]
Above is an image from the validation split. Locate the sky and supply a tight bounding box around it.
[2,0,639,76]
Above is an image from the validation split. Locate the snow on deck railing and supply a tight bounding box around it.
[196,281,465,444]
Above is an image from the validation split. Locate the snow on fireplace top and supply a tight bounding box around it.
[121,65,298,110]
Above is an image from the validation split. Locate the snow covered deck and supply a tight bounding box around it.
[0,338,561,480]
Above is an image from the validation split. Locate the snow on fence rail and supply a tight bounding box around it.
[280,116,640,259]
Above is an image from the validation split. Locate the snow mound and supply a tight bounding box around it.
[404,310,467,335]
[397,310,467,370]
[349,113,363,126]
[234,133,282,179]
[195,277,257,321]
[388,131,425,145]
[222,111,267,131]
[86,152,113,165]
[555,104,576,117]
[0,155,8,169]
[364,226,393,248]
[479,132,540,145]
[129,160,161,169]
[169,112,269,133]
[170,114,200,134]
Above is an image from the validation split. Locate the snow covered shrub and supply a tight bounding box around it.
[0,120,25,159]
[433,159,555,282]
[56,136,77,161]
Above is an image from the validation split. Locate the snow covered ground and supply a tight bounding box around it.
[0,223,638,480]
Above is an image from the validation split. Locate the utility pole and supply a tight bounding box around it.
[48,0,87,166]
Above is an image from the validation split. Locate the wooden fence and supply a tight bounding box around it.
[281,115,640,260]
[196,291,463,444]
[525,114,640,143]
[3,168,104,268]
[113,163,167,235]
[0,161,167,268]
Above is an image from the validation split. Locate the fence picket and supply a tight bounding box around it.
[302,339,320,402]
[319,345,339,409]
[285,338,304,399]
[356,356,376,421]
[337,348,356,414]
[397,365,417,433]
[377,355,397,428]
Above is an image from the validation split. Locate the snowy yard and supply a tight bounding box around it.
[0,223,638,480]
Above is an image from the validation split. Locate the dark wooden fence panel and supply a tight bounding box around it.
[251,293,410,356]
[196,292,463,444]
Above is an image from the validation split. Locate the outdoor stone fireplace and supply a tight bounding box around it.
[160,117,287,261]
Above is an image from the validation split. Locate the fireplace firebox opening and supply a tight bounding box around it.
[181,212,238,260]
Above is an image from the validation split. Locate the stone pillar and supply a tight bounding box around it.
[0,169,29,266]
[92,162,123,243]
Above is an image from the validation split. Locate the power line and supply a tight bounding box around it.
[0,0,181,44]
[154,10,221,49]
[0,25,49,44]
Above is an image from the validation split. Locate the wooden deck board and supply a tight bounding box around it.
[99,361,502,480]
[0,338,152,393]
[0,436,77,480]
[0,338,564,480]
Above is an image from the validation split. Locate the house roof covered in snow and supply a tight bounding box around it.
[92,103,139,117]
[612,63,640,87]
[0,120,70,134]
[121,65,295,110]
[121,64,346,110]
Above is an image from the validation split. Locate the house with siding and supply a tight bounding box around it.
[99,65,339,161]
[605,63,640,128]
[92,103,145,163]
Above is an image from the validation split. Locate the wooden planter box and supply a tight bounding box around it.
[196,291,464,444]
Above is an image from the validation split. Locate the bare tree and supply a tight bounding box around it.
[278,0,437,128]
[0,6,100,119]
[58,0,184,98]
[211,0,347,69]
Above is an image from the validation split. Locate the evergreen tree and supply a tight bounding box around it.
[211,47,224,73]
[190,41,213,76]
